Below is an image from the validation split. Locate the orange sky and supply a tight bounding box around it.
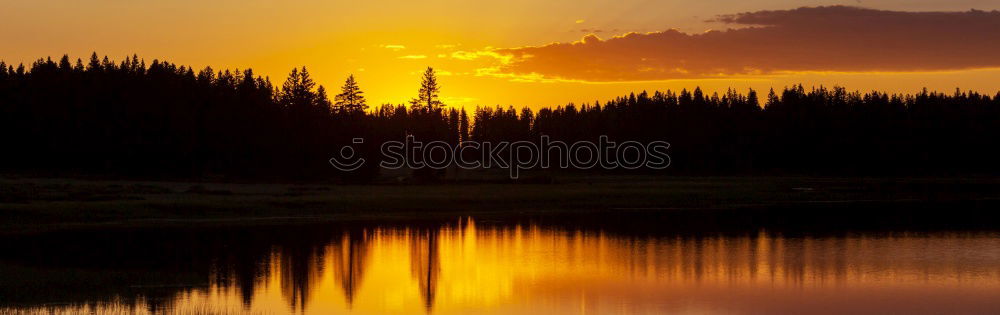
[3,1,1000,110]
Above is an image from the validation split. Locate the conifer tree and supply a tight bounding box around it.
[410,67,442,112]
[335,74,367,114]
[746,88,759,110]
[279,67,316,112]
[316,85,332,115]
[447,108,460,144]
[459,108,470,143]
[87,52,102,72]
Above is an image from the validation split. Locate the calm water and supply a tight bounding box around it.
[2,217,1000,314]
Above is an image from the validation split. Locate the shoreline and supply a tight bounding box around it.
[3,175,1000,234]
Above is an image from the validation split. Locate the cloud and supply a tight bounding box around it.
[449,50,512,63]
[381,44,406,51]
[486,6,1000,82]
[474,67,582,83]
[575,19,586,24]
[398,55,427,59]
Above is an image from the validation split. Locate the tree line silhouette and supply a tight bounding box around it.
[1,53,998,181]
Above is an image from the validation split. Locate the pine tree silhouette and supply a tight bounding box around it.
[335,74,367,114]
[1,53,998,180]
[410,67,442,113]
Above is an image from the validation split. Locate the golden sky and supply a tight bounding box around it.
[3,0,1000,110]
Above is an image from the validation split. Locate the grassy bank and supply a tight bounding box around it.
[2,175,999,233]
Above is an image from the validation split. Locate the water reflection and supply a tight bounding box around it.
[333,230,370,308]
[2,218,1000,314]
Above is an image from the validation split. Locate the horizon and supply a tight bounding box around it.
[4,2,1000,109]
[6,52,1000,112]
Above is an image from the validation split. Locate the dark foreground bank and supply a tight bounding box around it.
[2,175,999,233]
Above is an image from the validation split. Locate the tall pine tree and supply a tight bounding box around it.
[410,67,442,112]
[334,74,367,114]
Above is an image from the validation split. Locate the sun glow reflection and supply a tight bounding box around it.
[10,219,1000,314]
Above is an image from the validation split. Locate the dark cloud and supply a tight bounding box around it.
[491,6,1000,81]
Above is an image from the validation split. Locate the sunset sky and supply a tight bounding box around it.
[3,0,1000,109]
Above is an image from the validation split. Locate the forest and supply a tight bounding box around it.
[1,54,999,181]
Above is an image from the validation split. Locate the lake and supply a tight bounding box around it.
[2,215,1000,314]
